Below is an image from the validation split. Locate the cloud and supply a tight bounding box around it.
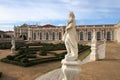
[0,24,13,31]
[0,0,120,31]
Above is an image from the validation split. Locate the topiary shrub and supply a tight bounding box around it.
[26,54,36,58]
[20,58,29,63]
[14,54,26,61]
[0,42,11,49]
[39,51,47,56]
[6,55,14,60]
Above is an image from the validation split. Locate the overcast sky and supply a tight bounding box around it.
[0,0,120,31]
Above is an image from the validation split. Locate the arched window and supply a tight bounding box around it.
[80,32,83,40]
[97,32,101,41]
[107,31,111,41]
[59,32,62,40]
[34,33,36,40]
[88,32,91,40]
[46,32,49,40]
[40,33,42,40]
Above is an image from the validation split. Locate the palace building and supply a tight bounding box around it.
[14,22,120,43]
[0,30,13,40]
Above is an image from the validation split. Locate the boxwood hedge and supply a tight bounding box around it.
[0,43,90,67]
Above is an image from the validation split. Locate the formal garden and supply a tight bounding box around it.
[0,42,90,67]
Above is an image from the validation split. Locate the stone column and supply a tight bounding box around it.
[110,31,113,41]
[39,32,41,40]
[77,30,80,41]
[20,28,22,35]
[78,31,80,41]
[36,32,39,40]
[55,32,58,40]
[48,32,50,40]
[52,31,55,40]
[117,28,120,42]
[86,31,88,41]
[112,30,114,41]
[42,31,44,40]
[49,31,52,40]
[31,31,33,41]
[41,31,44,40]
[32,31,34,40]
[28,27,32,41]
[35,32,37,40]
[105,30,107,41]
[83,31,86,41]
[0,34,3,40]
[100,31,102,41]
[102,30,105,41]
[56,32,59,40]
[55,32,57,40]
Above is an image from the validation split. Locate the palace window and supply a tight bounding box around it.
[80,32,83,40]
[46,33,49,40]
[107,31,111,41]
[34,33,36,40]
[40,33,42,40]
[59,32,62,40]
[97,32,101,41]
[88,32,91,40]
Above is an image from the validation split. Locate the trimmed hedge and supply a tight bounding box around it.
[39,50,47,56]
[0,42,26,50]
[0,43,90,67]
[1,57,60,67]
[7,55,14,60]
[0,42,11,49]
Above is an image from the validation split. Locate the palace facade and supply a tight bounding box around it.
[0,30,13,40]
[14,22,120,43]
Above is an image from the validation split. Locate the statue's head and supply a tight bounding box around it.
[69,11,75,19]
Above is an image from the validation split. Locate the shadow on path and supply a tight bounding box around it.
[0,73,18,80]
[97,58,120,61]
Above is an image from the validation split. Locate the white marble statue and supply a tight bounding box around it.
[11,35,15,54]
[62,12,78,61]
[90,29,97,61]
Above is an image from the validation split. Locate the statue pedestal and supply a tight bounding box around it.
[61,59,81,80]
[11,47,15,54]
[97,43,106,60]
[90,44,96,61]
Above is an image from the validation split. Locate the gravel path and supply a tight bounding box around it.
[0,50,61,80]
[0,42,120,80]
[80,42,120,80]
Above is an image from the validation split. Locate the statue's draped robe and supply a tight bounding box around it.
[62,18,78,60]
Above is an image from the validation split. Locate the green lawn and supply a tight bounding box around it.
[78,49,91,61]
